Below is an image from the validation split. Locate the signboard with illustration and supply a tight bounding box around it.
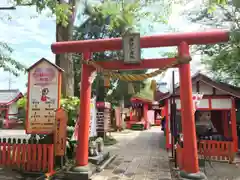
[26,58,63,134]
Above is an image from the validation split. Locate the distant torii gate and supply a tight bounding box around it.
[51,30,229,179]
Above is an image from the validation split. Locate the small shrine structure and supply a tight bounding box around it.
[0,89,23,128]
[128,80,158,130]
[159,72,240,162]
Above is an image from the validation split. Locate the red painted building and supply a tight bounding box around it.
[127,80,165,130]
[159,73,240,156]
[0,89,23,129]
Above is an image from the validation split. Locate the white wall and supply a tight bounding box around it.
[174,80,232,109]
[175,81,227,95]
[8,102,18,119]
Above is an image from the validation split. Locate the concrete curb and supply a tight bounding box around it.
[96,154,117,172]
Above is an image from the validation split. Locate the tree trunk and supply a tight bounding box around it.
[55,0,75,97]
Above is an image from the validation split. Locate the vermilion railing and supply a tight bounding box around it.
[176,139,235,170]
[198,140,235,163]
[0,138,54,174]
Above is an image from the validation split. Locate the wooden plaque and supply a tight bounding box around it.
[54,108,68,156]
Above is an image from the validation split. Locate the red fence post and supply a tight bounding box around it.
[47,144,55,175]
[231,98,238,152]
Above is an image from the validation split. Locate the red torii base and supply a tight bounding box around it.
[51,30,229,180]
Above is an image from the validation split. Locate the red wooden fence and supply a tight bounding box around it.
[176,140,235,170]
[0,138,54,174]
[198,140,235,163]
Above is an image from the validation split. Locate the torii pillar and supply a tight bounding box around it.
[51,30,229,180]
[177,42,206,179]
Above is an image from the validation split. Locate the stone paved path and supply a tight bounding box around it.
[202,162,240,180]
[92,127,171,180]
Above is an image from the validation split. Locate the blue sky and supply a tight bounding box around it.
[0,1,204,93]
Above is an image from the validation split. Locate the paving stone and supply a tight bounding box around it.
[99,169,116,177]
[106,176,122,180]
[92,127,172,180]
[146,172,171,180]
[136,167,148,174]
[133,174,146,180]
[91,175,108,180]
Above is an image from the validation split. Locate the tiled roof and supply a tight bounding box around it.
[0,89,23,105]
[155,91,169,101]
[157,72,240,101]
[27,58,64,72]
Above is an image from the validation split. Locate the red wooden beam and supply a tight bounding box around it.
[51,30,229,54]
[96,58,177,70]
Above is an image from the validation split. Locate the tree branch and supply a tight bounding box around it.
[0,7,16,10]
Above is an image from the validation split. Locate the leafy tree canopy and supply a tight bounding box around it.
[72,0,176,105]
[208,0,240,8]
[14,0,72,27]
[73,2,149,105]
[0,42,26,76]
[187,0,240,85]
[13,0,172,28]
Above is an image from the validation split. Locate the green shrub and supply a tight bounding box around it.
[17,96,80,127]
[67,126,75,138]
[17,96,26,108]
[60,96,80,126]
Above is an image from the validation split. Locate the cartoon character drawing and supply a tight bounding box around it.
[41,88,50,102]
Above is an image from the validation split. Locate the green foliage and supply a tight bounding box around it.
[60,96,80,111]
[67,126,75,138]
[17,96,27,108]
[207,0,227,12]
[13,0,73,27]
[60,96,80,126]
[207,0,240,12]
[0,42,26,76]
[187,1,240,85]
[73,2,158,105]
[87,0,168,32]
[13,0,170,28]
[17,96,80,126]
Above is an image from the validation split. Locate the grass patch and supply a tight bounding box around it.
[104,136,117,146]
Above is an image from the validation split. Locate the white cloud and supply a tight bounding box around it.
[0,0,211,93]
[0,5,56,93]
[151,1,209,88]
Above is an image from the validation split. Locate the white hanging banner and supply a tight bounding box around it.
[71,97,97,141]
[192,93,204,113]
[89,97,97,137]
[89,71,97,84]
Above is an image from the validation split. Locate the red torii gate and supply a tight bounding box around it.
[51,30,229,179]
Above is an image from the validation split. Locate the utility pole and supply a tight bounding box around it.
[1,5,14,90]
[8,72,11,90]
[7,72,16,90]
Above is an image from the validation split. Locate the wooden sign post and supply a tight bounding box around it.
[54,108,68,156]
[26,58,63,134]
